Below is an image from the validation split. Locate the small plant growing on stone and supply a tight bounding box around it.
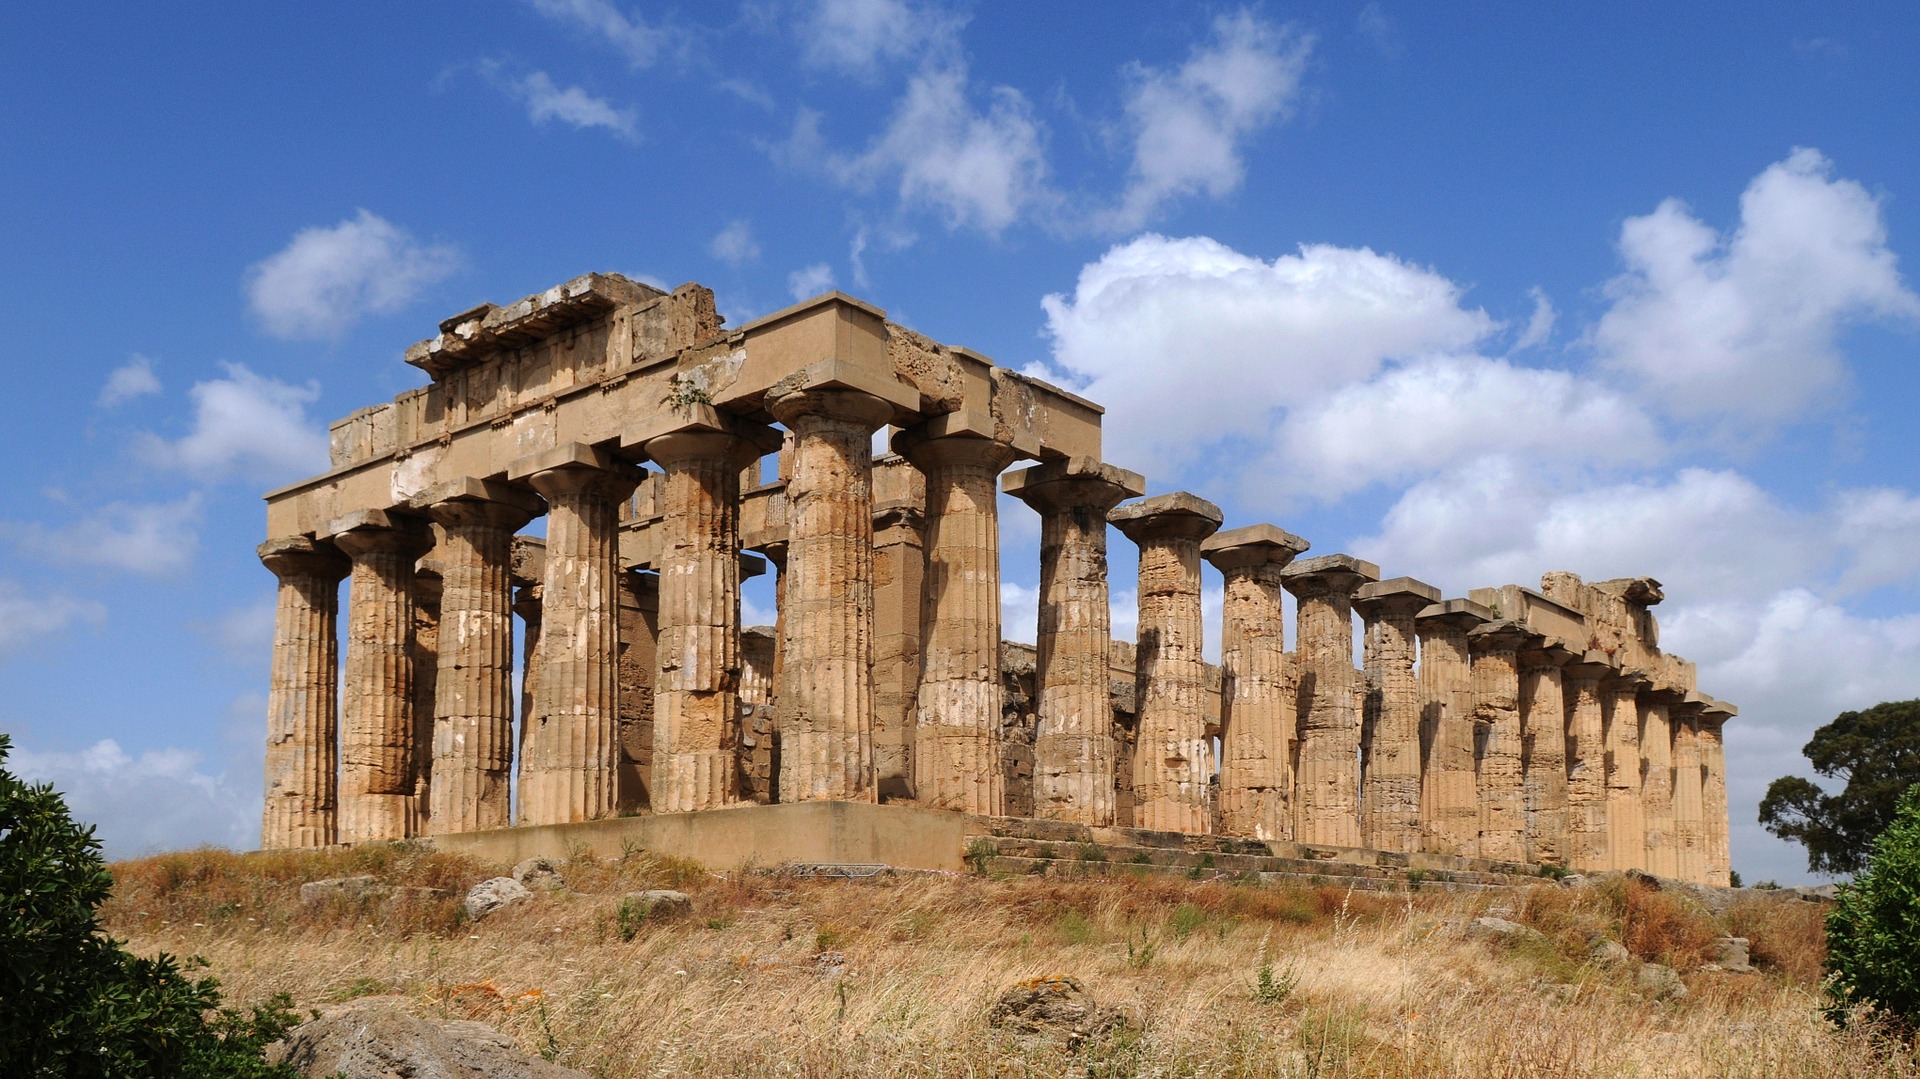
[1130,852,1152,865]
[964,837,996,875]
[664,374,712,409]
[1078,842,1108,862]
[1404,868,1427,892]
[1537,862,1571,881]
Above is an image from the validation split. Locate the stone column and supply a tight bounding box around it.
[415,481,542,836]
[1603,669,1652,871]
[327,509,432,844]
[633,408,781,814]
[1700,703,1734,886]
[898,431,1020,814]
[1641,690,1679,877]
[259,536,350,849]
[1353,577,1440,853]
[1561,651,1613,872]
[1203,525,1311,841]
[1281,554,1380,848]
[512,444,641,825]
[766,385,896,802]
[1671,698,1706,884]
[1003,457,1145,825]
[1415,599,1492,856]
[1518,640,1576,867]
[1470,621,1535,863]
[1110,493,1224,834]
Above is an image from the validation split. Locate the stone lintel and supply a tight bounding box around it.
[409,477,546,517]
[1108,491,1224,541]
[1596,576,1665,606]
[620,402,783,456]
[764,357,921,422]
[1353,576,1441,612]
[1199,523,1311,569]
[1001,456,1145,505]
[1285,553,1382,581]
[1682,691,1709,708]
[1467,618,1537,653]
[1414,597,1495,631]
[1700,696,1738,720]
[731,289,888,336]
[404,273,659,379]
[900,409,1042,460]
[741,552,769,581]
[508,441,622,482]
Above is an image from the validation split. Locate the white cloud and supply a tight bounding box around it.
[1105,11,1311,230]
[9,738,257,859]
[787,262,835,299]
[1000,581,1038,646]
[1832,487,1920,594]
[8,496,202,577]
[139,363,329,484]
[1038,234,1495,470]
[1512,287,1555,351]
[526,0,671,67]
[512,71,639,139]
[710,219,762,266]
[208,597,276,668]
[799,0,960,75]
[0,580,103,660]
[1593,147,1920,422]
[97,354,161,408]
[246,210,459,339]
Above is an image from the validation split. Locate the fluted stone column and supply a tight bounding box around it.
[1642,690,1679,877]
[512,443,641,825]
[1518,640,1576,867]
[1603,669,1652,871]
[1111,492,1223,834]
[416,481,542,836]
[1203,524,1310,840]
[898,431,1020,814]
[634,409,780,814]
[1416,599,1492,856]
[1562,652,1613,872]
[1700,703,1734,886]
[1004,458,1145,825]
[259,536,350,849]
[1281,554,1380,848]
[767,386,896,802]
[1671,699,1706,884]
[1470,621,1534,863]
[328,509,432,844]
[1354,577,1439,853]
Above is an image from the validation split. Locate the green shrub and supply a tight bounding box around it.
[0,734,300,1076]
[1825,783,1920,1031]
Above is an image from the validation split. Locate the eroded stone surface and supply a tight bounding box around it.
[1282,555,1379,847]
[1354,577,1437,854]
[1206,525,1310,841]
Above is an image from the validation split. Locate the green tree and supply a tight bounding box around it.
[1824,783,1920,1032]
[1759,699,1920,875]
[0,733,300,1077]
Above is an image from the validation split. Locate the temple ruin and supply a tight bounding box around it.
[259,273,1738,886]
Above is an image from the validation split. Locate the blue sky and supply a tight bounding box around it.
[3,2,1917,883]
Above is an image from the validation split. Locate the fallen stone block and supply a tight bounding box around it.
[268,1000,586,1077]
[1636,962,1689,1001]
[299,877,388,904]
[1465,916,1546,945]
[988,976,1125,1049]
[623,889,693,920]
[1589,939,1632,967]
[466,877,532,920]
[513,857,567,892]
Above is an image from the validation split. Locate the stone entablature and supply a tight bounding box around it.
[258,272,1739,888]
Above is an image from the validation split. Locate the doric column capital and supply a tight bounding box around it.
[1280,553,1380,601]
[1414,596,1495,636]
[1352,576,1441,621]
[258,535,350,581]
[892,429,1020,475]
[1518,637,1581,670]
[1468,619,1538,657]
[323,508,433,559]
[1202,522,1311,576]
[1109,491,1224,544]
[1001,456,1145,514]
[1602,666,1655,694]
[765,384,896,431]
[625,401,782,471]
[415,477,545,533]
[511,442,643,502]
[1560,649,1615,683]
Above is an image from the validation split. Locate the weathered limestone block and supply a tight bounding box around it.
[1671,698,1706,884]
[1469,620,1535,863]
[1518,639,1577,866]
[328,510,433,844]
[1561,651,1613,872]
[259,536,350,849]
[767,385,897,803]
[1603,669,1652,871]
[1700,702,1735,886]
[1204,524,1312,841]
[1642,690,1679,878]
[513,444,641,825]
[1111,492,1224,834]
[1415,598,1492,856]
[1003,457,1145,825]
[1353,576,1439,854]
[1281,554,1380,848]
[899,431,1020,814]
[417,481,542,836]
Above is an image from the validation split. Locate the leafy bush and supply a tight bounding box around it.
[1825,783,1920,1031]
[0,734,299,1076]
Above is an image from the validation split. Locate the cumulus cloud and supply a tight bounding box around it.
[526,0,672,67]
[787,262,835,299]
[96,354,161,408]
[1512,287,1556,351]
[1593,148,1920,422]
[0,581,103,660]
[799,0,960,75]
[1105,11,1311,230]
[7,496,202,577]
[139,363,329,484]
[710,220,761,266]
[246,210,459,339]
[1832,487,1920,594]
[9,738,257,858]
[510,71,639,139]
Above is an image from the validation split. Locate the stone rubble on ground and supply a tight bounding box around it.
[268,1000,587,1078]
[465,877,532,920]
[988,976,1126,1049]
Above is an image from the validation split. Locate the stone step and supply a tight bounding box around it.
[976,855,1520,893]
[966,835,1537,888]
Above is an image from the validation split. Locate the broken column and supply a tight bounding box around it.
[1700,700,1735,886]
[327,509,432,844]
[898,430,1019,814]
[1470,620,1535,863]
[1203,524,1311,841]
[631,406,779,814]
[418,481,543,835]
[1603,668,1651,871]
[1110,493,1223,834]
[1353,577,1440,853]
[259,536,350,849]
[1282,554,1380,848]
[1518,639,1576,867]
[1641,689,1679,878]
[1671,697,1706,884]
[767,382,899,802]
[1004,457,1146,825]
[512,444,641,825]
[1415,598,1492,856]
[1561,650,1613,872]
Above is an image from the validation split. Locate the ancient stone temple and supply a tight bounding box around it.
[258,273,1740,886]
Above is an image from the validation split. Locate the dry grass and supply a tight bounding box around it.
[101,846,1919,1078]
